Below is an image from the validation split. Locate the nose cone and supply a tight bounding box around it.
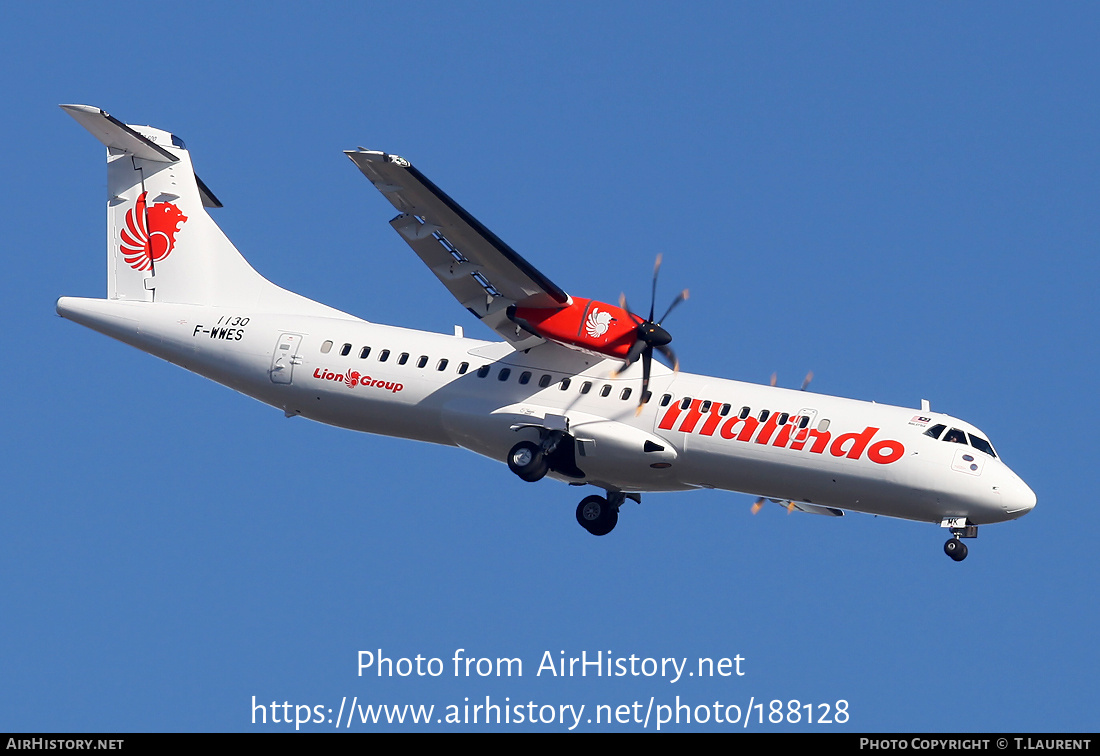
[1005,473,1037,518]
[1020,481,1038,513]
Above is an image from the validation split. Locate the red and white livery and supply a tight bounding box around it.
[56,105,1036,560]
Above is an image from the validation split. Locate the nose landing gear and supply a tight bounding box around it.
[940,518,977,562]
[944,537,968,561]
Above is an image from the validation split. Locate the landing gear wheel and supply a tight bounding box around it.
[576,495,618,536]
[507,441,548,482]
[944,538,968,562]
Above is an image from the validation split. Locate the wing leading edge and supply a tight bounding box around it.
[346,149,570,348]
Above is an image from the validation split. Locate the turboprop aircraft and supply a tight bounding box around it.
[56,105,1036,561]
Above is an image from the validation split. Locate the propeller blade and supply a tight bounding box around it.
[770,372,778,387]
[613,339,647,377]
[800,371,814,391]
[655,344,679,373]
[751,497,765,515]
[649,254,662,322]
[656,289,689,325]
[786,501,797,514]
[634,346,652,415]
[619,292,638,319]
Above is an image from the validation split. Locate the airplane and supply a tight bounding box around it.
[56,105,1036,561]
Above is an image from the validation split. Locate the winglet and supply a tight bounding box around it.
[60,104,178,163]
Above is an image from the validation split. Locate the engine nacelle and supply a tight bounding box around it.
[509,297,640,359]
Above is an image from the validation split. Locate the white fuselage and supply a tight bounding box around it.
[57,296,1037,527]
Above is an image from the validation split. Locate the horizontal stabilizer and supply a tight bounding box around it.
[60,104,177,163]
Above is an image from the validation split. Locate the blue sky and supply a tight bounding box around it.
[2,2,1097,732]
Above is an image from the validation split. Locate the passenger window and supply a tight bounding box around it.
[340,343,352,356]
[519,371,531,385]
[437,359,449,371]
[660,394,672,407]
[642,390,652,404]
[778,413,789,425]
[457,362,469,375]
[701,400,712,412]
[621,388,632,401]
[600,384,612,397]
[580,381,592,394]
[924,424,946,440]
[359,346,371,359]
[818,419,830,432]
[498,368,511,381]
[739,407,751,419]
[417,355,428,368]
[560,378,571,390]
[397,353,409,365]
[799,416,810,428]
[720,404,730,416]
[477,365,490,378]
[943,428,968,445]
[320,340,333,354]
[680,397,692,410]
[379,349,390,362]
[538,374,552,388]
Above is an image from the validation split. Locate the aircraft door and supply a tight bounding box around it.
[787,408,818,447]
[270,333,303,384]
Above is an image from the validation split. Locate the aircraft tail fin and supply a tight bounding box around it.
[61,105,349,317]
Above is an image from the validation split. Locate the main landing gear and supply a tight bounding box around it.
[575,493,624,536]
[506,418,635,536]
[507,441,549,482]
[941,518,978,562]
[505,416,584,485]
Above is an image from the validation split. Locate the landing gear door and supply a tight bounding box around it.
[270,333,303,384]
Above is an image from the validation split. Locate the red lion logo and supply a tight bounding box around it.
[119,192,188,271]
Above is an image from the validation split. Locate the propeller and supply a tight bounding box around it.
[768,371,815,391]
[613,255,688,414]
[751,496,797,514]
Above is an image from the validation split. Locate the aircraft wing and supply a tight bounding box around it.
[346,149,570,349]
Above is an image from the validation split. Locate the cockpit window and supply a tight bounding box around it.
[924,424,946,440]
[943,428,968,445]
[968,433,997,458]
[925,423,995,456]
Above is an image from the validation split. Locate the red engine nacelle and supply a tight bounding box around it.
[511,297,642,359]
